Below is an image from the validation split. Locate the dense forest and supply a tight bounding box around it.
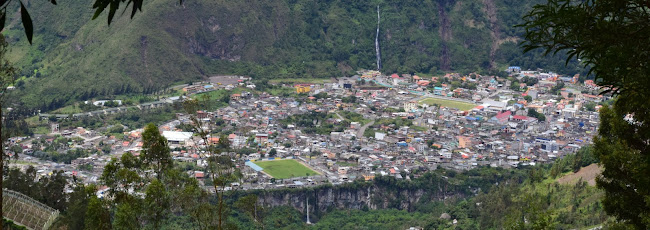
[4,0,588,111]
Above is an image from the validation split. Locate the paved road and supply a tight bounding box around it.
[334,112,345,120]
[357,120,375,138]
[335,112,375,138]
[483,89,503,101]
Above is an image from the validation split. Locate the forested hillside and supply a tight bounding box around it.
[5,0,587,110]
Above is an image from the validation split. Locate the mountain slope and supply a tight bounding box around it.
[5,0,586,110]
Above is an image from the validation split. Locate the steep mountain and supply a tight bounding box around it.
[4,0,586,110]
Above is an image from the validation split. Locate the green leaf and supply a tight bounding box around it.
[107,1,118,25]
[91,0,109,20]
[0,9,6,32]
[92,7,105,20]
[20,1,33,44]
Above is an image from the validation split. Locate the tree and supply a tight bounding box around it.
[84,196,111,230]
[38,170,68,211]
[550,81,564,95]
[527,108,546,122]
[510,80,520,91]
[235,194,265,228]
[221,94,231,104]
[101,145,112,154]
[144,179,169,229]
[584,102,597,112]
[108,124,124,134]
[113,202,141,230]
[9,145,22,154]
[522,1,650,228]
[100,152,144,203]
[182,98,240,229]
[268,148,277,157]
[524,95,532,103]
[63,184,95,230]
[0,36,18,230]
[179,178,217,230]
[141,123,172,179]
[0,0,150,227]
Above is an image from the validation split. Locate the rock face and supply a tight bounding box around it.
[254,183,463,215]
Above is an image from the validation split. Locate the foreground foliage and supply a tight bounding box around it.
[1,144,610,229]
[522,0,650,228]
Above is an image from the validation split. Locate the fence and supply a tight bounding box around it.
[2,189,59,230]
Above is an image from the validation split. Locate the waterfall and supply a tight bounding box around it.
[375,5,381,70]
[306,195,311,224]
[367,186,372,208]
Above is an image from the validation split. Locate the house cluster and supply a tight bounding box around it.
[136,69,604,189]
[182,76,254,94]
[7,68,606,191]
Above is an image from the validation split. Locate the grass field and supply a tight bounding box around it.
[52,105,83,114]
[254,159,319,179]
[419,98,476,111]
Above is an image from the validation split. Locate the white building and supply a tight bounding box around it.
[162,131,193,145]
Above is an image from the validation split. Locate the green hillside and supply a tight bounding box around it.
[5,0,587,111]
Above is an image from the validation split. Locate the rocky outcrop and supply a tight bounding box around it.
[252,182,465,215]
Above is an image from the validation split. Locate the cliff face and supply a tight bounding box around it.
[255,183,462,214]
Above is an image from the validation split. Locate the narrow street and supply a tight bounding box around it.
[357,120,375,138]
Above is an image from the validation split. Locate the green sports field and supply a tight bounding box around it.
[254,159,319,179]
[419,98,476,111]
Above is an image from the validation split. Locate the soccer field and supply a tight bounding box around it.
[419,98,476,111]
[254,159,319,179]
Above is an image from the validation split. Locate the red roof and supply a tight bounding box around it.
[391,74,400,79]
[512,115,528,120]
[417,80,430,86]
[513,115,536,121]
[495,111,511,119]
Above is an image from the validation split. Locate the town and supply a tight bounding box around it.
[7,68,605,193]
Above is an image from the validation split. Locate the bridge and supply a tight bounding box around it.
[2,189,59,230]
